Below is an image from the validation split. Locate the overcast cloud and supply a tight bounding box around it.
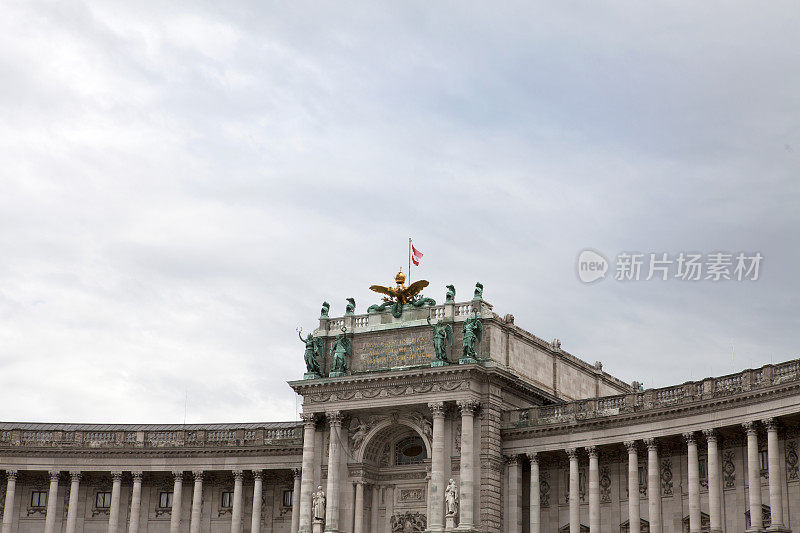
[1,1,798,424]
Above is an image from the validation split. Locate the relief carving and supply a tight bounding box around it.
[786,440,798,480]
[391,511,426,532]
[661,458,673,496]
[723,450,736,488]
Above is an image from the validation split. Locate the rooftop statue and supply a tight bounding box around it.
[445,284,456,304]
[329,326,351,377]
[345,298,356,316]
[298,328,323,378]
[473,282,484,300]
[320,302,330,318]
[427,316,453,366]
[461,311,483,363]
[368,270,435,318]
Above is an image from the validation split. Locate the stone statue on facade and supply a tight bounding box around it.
[445,284,456,304]
[427,316,453,366]
[345,298,356,316]
[461,311,483,363]
[473,282,483,300]
[445,478,459,517]
[329,327,351,377]
[349,417,370,452]
[320,302,330,318]
[312,486,326,521]
[298,329,323,377]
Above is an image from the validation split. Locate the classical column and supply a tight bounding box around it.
[2,470,18,533]
[231,470,244,533]
[65,471,81,533]
[129,472,143,533]
[251,470,263,533]
[44,470,60,533]
[684,433,700,533]
[298,413,317,533]
[507,455,522,533]
[190,471,204,533]
[108,471,123,533]
[428,402,446,532]
[291,469,302,533]
[625,442,640,533]
[763,418,787,531]
[703,430,722,533]
[325,411,344,532]
[353,482,365,533]
[588,446,599,533]
[456,399,479,530]
[170,471,184,533]
[743,422,762,532]
[567,448,579,533]
[644,439,662,533]
[370,485,379,532]
[528,453,540,533]
[384,485,394,532]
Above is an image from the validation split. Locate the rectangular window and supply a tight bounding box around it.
[638,466,646,487]
[158,492,173,509]
[30,491,47,507]
[759,450,769,471]
[95,492,112,508]
[221,491,233,509]
[283,490,293,508]
[698,457,708,480]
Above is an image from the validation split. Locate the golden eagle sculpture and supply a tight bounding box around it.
[369,270,429,304]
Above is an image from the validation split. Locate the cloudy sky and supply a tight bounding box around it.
[1,1,798,424]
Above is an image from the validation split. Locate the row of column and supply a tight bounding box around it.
[297,400,479,533]
[511,418,786,533]
[352,483,395,533]
[2,468,302,533]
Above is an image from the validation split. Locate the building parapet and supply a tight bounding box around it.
[0,421,303,449]
[503,358,800,429]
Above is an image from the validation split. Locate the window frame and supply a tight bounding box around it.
[220,491,234,509]
[30,491,47,508]
[158,491,173,509]
[95,491,112,509]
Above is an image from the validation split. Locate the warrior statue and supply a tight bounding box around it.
[473,282,484,300]
[462,311,483,362]
[312,486,326,521]
[320,302,330,318]
[329,327,351,376]
[345,297,356,316]
[445,478,459,517]
[298,329,323,375]
[427,316,453,365]
[445,284,456,304]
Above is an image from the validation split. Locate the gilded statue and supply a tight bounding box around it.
[368,270,435,318]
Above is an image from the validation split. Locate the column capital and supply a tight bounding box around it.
[624,440,638,453]
[251,469,263,480]
[326,410,344,426]
[49,470,60,482]
[6,469,18,480]
[428,402,446,417]
[300,412,317,426]
[683,431,696,444]
[586,445,598,458]
[172,471,184,481]
[702,428,717,442]
[232,470,244,480]
[131,471,143,482]
[69,471,82,481]
[111,471,123,481]
[762,417,778,431]
[526,451,538,463]
[565,448,577,460]
[292,468,301,479]
[505,454,521,465]
[643,437,658,450]
[742,421,758,435]
[456,399,480,414]
[192,470,204,481]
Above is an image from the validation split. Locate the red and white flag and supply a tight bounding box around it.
[411,244,423,266]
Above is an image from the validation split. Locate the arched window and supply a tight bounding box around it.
[394,435,426,465]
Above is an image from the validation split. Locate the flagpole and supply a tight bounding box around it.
[408,237,412,285]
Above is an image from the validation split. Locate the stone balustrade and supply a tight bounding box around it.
[504,358,800,428]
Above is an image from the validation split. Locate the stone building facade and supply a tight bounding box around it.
[1,289,799,533]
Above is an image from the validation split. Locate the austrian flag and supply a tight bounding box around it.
[411,245,423,266]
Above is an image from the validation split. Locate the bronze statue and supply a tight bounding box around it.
[320,302,330,318]
[345,298,356,316]
[445,284,456,303]
[462,311,483,361]
[298,329,323,375]
[427,316,453,364]
[329,327,351,375]
[473,282,484,300]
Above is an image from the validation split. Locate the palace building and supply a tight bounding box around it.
[1,277,799,533]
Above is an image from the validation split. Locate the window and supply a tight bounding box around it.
[95,492,112,508]
[283,490,293,508]
[638,466,646,487]
[30,491,47,507]
[698,457,708,480]
[221,491,233,509]
[759,450,769,472]
[395,436,427,465]
[158,492,173,509]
